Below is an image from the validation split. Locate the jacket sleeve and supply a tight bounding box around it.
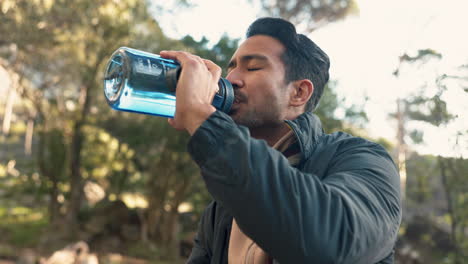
[186,202,214,264]
[187,111,402,264]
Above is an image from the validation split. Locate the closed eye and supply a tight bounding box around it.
[247,68,261,71]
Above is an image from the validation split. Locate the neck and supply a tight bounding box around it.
[249,122,290,147]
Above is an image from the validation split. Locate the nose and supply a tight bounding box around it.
[226,69,244,89]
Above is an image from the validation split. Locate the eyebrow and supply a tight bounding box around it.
[227,54,269,69]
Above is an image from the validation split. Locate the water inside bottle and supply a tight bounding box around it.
[104,47,233,117]
[104,51,177,117]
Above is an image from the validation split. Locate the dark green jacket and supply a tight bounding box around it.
[186,111,401,264]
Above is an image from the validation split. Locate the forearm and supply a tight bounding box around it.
[188,111,401,263]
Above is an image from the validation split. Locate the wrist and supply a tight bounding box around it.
[185,105,216,135]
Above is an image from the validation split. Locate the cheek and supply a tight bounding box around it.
[245,74,286,105]
[253,88,283,111]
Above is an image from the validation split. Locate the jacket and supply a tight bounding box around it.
[186,111,402,264]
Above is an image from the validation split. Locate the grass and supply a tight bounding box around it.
[0,205,188,263]
[0,206,48,248]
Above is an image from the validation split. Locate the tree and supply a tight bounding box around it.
[0,0,168,232]
[1,0,370,259]
[256,0,359,32]
[394,49,468,263]
[313,81,368,134]
[180,34,239,75]
[1,0,236,258]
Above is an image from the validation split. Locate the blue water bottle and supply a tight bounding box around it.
[104,47,234,117]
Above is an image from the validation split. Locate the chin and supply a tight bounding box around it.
[228,111,245,125]
[229,112,241,123]
[228,107,241,118]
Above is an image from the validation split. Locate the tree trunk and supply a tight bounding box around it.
[161,208,180,260]
[163,178,191,259]
[438,156,461,264]
[396,99,407,201]
[66,97,87,231]
[157,173,192,260]
[37,126,62,224]
[66,46,105,230]
[49,179,61,224]
[2,72,17,135]
[24,117,35,155]
[146,168,172,239]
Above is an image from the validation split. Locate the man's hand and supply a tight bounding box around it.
[159,51,219,135]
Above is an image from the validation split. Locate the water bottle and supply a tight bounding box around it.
[103,47,234,117]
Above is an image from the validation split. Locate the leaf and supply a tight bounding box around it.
[409,129,424,144]
[255,0,359,32]
[399,49,442,63]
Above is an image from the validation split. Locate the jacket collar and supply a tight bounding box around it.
[285,111,324,165]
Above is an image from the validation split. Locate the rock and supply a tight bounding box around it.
[40,241,98,264]
[17,248,37,264]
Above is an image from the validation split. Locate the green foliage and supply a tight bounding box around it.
[406,153,437,204]
[395,46,468,263]
[394,49,443,77]
[0,0,384,260]
[400,49,442,63]
[126,240,162,260]
[314,81,368,134]
[409,129,424,145]
[1,0,200,255]
[405,94,454,127]
[0,206,47,247]
[181,34,239,74]
[402,154,468,263]
[373,137,394,152]
[439,156,468,262]
[256,0,359,32]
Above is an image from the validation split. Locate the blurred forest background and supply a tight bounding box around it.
[0,0,467,263]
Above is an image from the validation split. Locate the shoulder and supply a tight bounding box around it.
[317,132,393,161]
[302,132,398,179]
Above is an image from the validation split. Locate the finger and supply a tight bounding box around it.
[167,118,185,131]
[160,51,204,68]
[159,50,190,65]
[203,60,222,93]
[167,118,174,126]
[203,59,222,81]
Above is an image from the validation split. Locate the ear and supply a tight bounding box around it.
[289,79,314,107]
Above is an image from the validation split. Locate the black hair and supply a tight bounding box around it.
[246,17,330,112]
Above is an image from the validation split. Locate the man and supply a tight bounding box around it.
[160,17,401,264]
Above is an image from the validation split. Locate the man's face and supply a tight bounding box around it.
[226,35,293,129]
